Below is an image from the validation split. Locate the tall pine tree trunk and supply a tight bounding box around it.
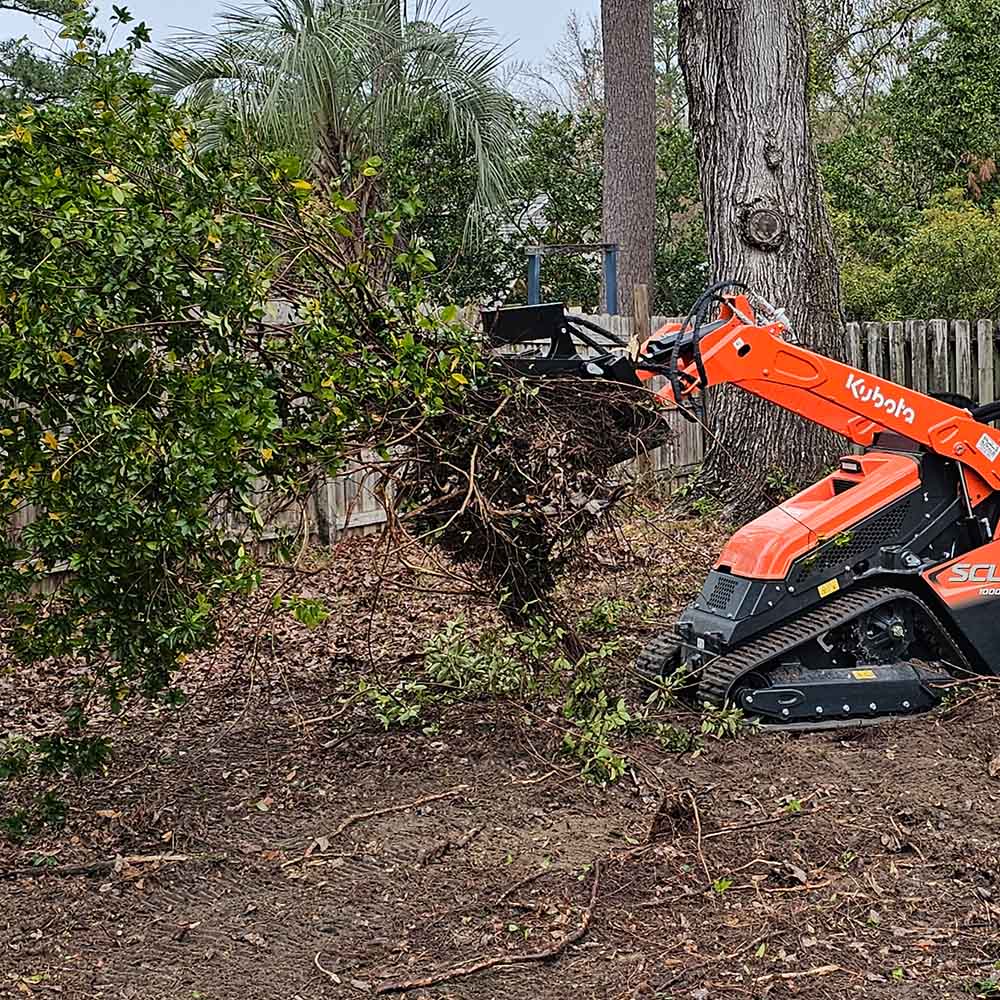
[601,0,656,314]
[678,0,844,503]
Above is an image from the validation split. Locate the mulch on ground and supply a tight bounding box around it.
[3,508,1000,1000]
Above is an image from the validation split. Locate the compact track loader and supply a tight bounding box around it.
[485,283,1000,729]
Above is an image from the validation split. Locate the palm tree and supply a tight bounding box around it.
[148,0,521,229]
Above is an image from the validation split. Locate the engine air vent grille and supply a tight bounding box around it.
[792,498,913,583]
[707,575,739,610]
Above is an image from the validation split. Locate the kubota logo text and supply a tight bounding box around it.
[845,373,916,424]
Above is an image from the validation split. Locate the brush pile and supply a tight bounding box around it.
[389,361,673,616]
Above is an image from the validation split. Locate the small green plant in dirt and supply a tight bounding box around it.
[764,467,798,500]
[578,597,632,636]
[643,661,693,712]
[938,683,975,713]
[691,496,721,518]
[972,972,1000,997]
[1,723,111,839]
[561,642,632,783]
[423,616,557,698]
[357,678,432,730]
[506,921,531,941]
[700,704,752,741]
[0,792,68,843]
[711,876,734,895]
[273,594,330,629]
[644,720,700,752]
[671,474,722,518]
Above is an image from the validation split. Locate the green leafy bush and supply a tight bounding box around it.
[423,616,554,698]
[0,25,480,780]
[892,196,1000,319]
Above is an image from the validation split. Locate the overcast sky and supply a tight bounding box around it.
[0,1,599,65]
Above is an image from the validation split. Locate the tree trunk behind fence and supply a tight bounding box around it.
[601,0,656,314]
[678,0,845,503]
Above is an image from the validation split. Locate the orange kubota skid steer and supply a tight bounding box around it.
[485,282,1000,730]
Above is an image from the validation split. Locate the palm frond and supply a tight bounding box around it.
[147,0,522,228]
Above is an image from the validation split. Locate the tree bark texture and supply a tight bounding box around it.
[601,0,656,314]
[679,0,845,501]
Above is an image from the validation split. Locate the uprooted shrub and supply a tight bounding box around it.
[0,22,671,802]
[0,32,481,782]
[389,372,671,619]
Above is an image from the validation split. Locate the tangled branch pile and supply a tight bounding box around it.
[390,363,673,616]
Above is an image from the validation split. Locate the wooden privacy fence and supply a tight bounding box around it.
[15,313,995,546]
[845,318,1000,403]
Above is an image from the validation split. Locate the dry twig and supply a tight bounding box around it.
[0,852,225,880]
[686,790,712,884]
[329,784,469,839]
[376,861,602,994]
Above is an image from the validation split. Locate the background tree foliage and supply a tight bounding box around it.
[821,0,1000,319]
[0,0,82,112]
[149,0,521,233]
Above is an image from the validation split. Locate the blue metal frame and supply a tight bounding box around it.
[527,252,542,307]
[602,246,619,315]
[525,244,621,314]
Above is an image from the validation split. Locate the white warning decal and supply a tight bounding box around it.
[977,433,1000,462]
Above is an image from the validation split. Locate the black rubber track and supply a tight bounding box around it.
[697,585,973,711]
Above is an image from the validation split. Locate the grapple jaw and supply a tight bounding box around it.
[482,302,641,386]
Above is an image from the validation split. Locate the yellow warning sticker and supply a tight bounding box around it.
[818,578,840,598]
[852,669,876,680]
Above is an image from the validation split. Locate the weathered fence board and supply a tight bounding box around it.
[931,318,950,392]
[955,320,972,397]
[847,323,862,370]
[866,322,884,378]
[909,319,928,393]
[888,321,905,388]
[979,319,995,405]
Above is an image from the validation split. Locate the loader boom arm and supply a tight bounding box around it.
[640,294,1000,495]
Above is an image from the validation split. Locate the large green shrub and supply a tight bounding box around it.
[0,23,479,779]
[892,196,1000,319]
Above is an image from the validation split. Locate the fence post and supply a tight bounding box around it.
[955,320,972,398]
[632,284,651,344]
[846,322,862,370]
[978,319,995,405]
[930,319,950,392]
[909,320,928,393]
[314,478,337,545]
[887,321,905,385]
[632,284,653,479]
[865,322,884,377]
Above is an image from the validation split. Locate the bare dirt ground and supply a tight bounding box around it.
[4,509,1000,1000]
